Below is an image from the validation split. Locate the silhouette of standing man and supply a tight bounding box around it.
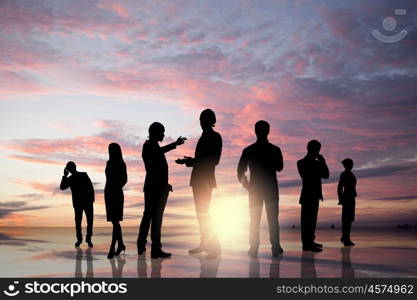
[297,140,329,252]
[60,161,94,248]
[237,120,284,258]
[137,122,186,258]
[176,109,222,259]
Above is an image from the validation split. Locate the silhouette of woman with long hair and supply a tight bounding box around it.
[337,158,357,246]
[105,143,128,259]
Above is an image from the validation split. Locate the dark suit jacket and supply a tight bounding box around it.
[188,128,222,188]
[297,156,329,204]
[142,139,177,192]
[60,172,94,208]
[237,140,283,189]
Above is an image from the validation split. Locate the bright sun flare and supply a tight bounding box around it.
[210,194,249,242]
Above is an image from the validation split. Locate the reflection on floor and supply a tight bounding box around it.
[1,227,416,278]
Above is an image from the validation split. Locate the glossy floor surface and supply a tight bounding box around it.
[1,227,416,278]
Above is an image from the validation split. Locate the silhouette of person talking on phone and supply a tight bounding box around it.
[60,161,95,248]
[297,140,329,252]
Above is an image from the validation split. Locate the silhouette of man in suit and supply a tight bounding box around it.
[137,122,186,259]
[176,109,222,259]
[297,140,329,252]
[237,120,284,258]
[60,161,95,248]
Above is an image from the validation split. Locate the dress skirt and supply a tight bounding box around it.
[104,187,124,222]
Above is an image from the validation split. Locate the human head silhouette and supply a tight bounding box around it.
[148,122,165,142]
[199,109,216,130]
[255,120,270,140]
[108,143,123,161]
[307,140,321,156]
[342,158,354,170]
[66,161,76,174]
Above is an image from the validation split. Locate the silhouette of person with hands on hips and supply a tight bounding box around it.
[297,140,329,252]
[105,143,127,259]
[176,109,222,259]
[338,158,357,246]
[60,161,94,248]
[137,122,186,259]
[237,120,284,258]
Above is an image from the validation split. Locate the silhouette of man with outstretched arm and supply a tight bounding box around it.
[176,109,222,259]
[237,120,284,258]
[60,161,95,248]
[137,122,186,259]
[297,140,329,252]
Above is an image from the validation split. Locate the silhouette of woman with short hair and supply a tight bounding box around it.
[137,122,186,259]
[105,143,127,259]
[337,158,357,246]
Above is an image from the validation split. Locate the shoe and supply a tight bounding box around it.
[107,247,115,259]
[312,242,322,248]
[248,247,258,259]
[341,238,355,246]
[272,246,284,257]
[302,246,322,252]
[115,244,126,256]
[86,240,93,248]
[151,249,172,259]
[75,239,82,248]
[137,247,146,255]
[188,245,205,254]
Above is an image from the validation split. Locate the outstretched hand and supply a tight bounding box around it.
[175,156,193,165]
[176,136,187,146]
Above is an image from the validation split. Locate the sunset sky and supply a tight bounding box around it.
[0,0,416,232]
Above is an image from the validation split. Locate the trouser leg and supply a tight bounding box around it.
[248,191,263,251]
[137,191,153,248]
[192,185,213,247]
[311,200,319,243]
[300,204,310,246]
[265,189,280,249]
[151,189,169,250]
[84,204,94,241]
[74,207,83,240]
[342,221,351,240]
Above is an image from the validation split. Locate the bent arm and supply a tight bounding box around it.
[321,160,330,179]
[60,176,70,190]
